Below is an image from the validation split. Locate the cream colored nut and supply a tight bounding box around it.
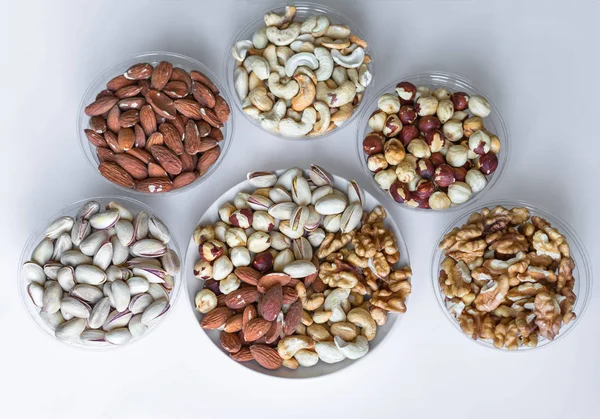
[260,99,287,132]
[468,130,491,155]
[334,335,369,360]
[277,335,314,360]
[294,349,319,367]
[429,191,451,210]
[273,248,294,272]
[225,227,247,248]
[315,340,346,363]
[346,307,377,341]
[263,44,285,78]
[279,107,317,136]
[307,324,332,341]
[369,305,388,326]
[285,52,319,77]
[433,87,451,100]
[218,203,236,224]
[242,55,270,80]
[266,22,301,46]
[213,221,228,242]
[252,27,268,49]
[267,73,299,100]
[447,181,472,204]
[264,5,296,27]
[247,86,274,112]
[212,255,233,281]
[193,260,213,280]
[252,211,275,232]
[436,99,454,123]
[446,145,469,167]
[324,288,350,322]
[194,289,217,313]
[230,246,251,267]
[330,321,358,341]
[312,309,332,323]
[378,93,400,114]
[443,119,464,142]
[367,154,388,172]
[358,64,372,87]
[232,40,254,61]
[248,71,263,91]
[219,273,240,294]
[416,95,439,116]
[465,169,488,193]
[301,310,314,326]
[374,169,397,190]
[452,110,469,121]
[331,47,365,69]
[407,138,431,159]
[368,110,387,132]
[247,231,271,253]
[415,85,431,100]
[313,101,331,133]
[468,95,491,118]
[233,67,249,101]
[314,47,334,81]
[296,282,325,311]
[316,81,356,107]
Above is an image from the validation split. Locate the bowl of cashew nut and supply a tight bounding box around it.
[227,3,374,139]
[432,201,592,351]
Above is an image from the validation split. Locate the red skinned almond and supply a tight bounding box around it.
[85,96,118,116]
[225,288,260,309]
[98,162,134,188]
[257,273,291,293]
[231,346,253,362]
[114,154,148,180]
[249,344,282,370]
[146,89,177,119]
[197,146,221,175]
[133,177,173,193]
[159,122,183,155]
[235,267,261,286]
[260,284,283,322]
[283,300,303,335]
[190,70,219,93]
[172,172,196,189]
[151,61,173,90]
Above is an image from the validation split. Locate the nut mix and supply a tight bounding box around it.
[22,200,180,345]
[362,81,501,209]
[232,5,372,137]
[84,61,230,193]
[437,205,577,349]
[192,166,411,370]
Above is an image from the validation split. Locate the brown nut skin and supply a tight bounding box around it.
[416,158,435,179]
[451,92,470,111]
[395,81,417,101]
[454,166,468,182]
[367,154,388,173]
[418,116,441,134]
[363,132,384,155]
[434,164,456,188]
[425,130,445,152]
[463,116,484,137]
[398,105,418,125]
[390,181,412,204]
[430,152,446,167]
[412,195,431,209]
[383,114,402,137]
[414,179,435,199]
[398,125,419,146]
[478,152,498,175]
[253,251,274,273]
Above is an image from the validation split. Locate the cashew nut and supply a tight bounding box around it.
[242,105,261,120]
[295,282,324,310]
[301,310,313,326]
[260,99,287,132]
[243,55,270,80]
[324,287,350,322]
[346,307,377,341]
[248,71,263,91]
[358,63,372,87]
[331,47,365,69]
[233,67,249,101]
[321,38,351,50]
[276,46,294,65]
[247,86,274,112]
[325,24,351,40]
[330,321,358,341]
[232,40,254,61]
[277,335,314,360]
[316,80,356,107]
[286,108,302,122]
[334,335,369,360]
[290,40,315,53]
[252,27,268,49]
[282,358,299,369]
[264,5,296,28]
[347,68,364,93]
[307,324,331,341]
[315,340,345,363]
[285,52,319,77]
[300,16,317,34]
[368,305,388,326]
[313,47,334,81]
[267,73,299,100]
[279,107,317,136]
[313,101,331,133]
[291,74,316,111]
[312,308,332,323]
[294,66,318,85]
[331,66,348,86]
[266,22,301,46]
[294,349,319,367]
[263,44,285,78]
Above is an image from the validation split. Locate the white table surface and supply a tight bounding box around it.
[2,1,599,418]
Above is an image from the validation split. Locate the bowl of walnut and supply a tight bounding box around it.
[432,201,591,350]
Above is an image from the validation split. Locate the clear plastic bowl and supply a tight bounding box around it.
[430,200,592,351]
[18,195,183,350]
[184,169,410,378]
[356,71,510,212]
[225,2,375,141]
[77,51,233,196]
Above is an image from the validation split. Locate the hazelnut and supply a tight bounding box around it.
[403,154,418,168]
[253,251,273,273]
[230,246,251,267]
[446,145,469,167]
[412,196,431,209]
[398,105,418,124]
[451,92,470,111]
[488,132,501,154]
[363,132,385,155]
[395,81,417,101]
[451,111,469,121]
[468,130,491,155]
[429,191,451,210]
[465,169,488,193]
[436,99,454,123]
[229,208,253,229]
[407,138,431,158]
[218,203,236,224]
[468,95,491,118]
[399,125,419,146]
[442,119,464,142]
[414,179,436,199]
[252,211,275,232]
[434,164,456,187]
[193,260,213,279]
[415,85,431,100]
[382,114,403,137]
[430,152,446,167]
[374,169,398,189]
[453,166,467,182]
[199,239,226,262]
[389,181,411,204]
[447,181,472,204]
[395,161,417,183]
[225,227,248,247]
[425,130,446,153]
[433,87,451,101]
[367,154,389,172]
[407,173,422,191]
[416,158,435,179]
[418,116,441,134]
[463,116,484,137]
[368,110,387,132]
[415,95,439,117]
[478,152,498,175]
[462,139,478,160]
[384,138,406,165]
[378,93,400,114]
[219,273,241,295]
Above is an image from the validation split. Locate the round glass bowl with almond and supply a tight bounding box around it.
[432,202,591,350]
[78,52,232,195]
[19,197,182,348]
[227,4,373,139]
[357,72,509,210]
[185,166,411,378]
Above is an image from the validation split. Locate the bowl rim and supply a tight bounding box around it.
[18,195,185,350]
[429,199,593,352]
[355,70,510,213]
[76,50,234,197]
[224,1,375,141]
[184,167,412,379]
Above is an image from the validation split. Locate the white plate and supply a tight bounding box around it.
[184,168,411,378]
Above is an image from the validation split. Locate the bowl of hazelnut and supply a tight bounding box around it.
[356,72,509,211]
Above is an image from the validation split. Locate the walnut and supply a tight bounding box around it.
[521,332,538,348]
[474,275,510,312]
[516,266,557,283]
[526,252,554,268]
[445,239,487,264]
[346,251,368,269]
[506,283,546,302]
[505,321,519,350]
[372,252,390,278]
[371,289,407,313]
[440,258,472,298]
[387,266,412,291]
[557,257,575,290]
[318,261,360,289]
[481,314,498,340]
[317,231,355,259]
[515,312,536,338]
[365,205,387,224]
[534,292,562,340]
[459,308,483,340]
[532,230,562,261]
[493,322,507,348]
[488,232,530,254]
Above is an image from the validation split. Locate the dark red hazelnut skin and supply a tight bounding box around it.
[454,166,468,182]
[363,132,384,155]
[418,116,441,134]
[203,279,221,295]
[425,130,446,151]
[414,179,435,199]
[398,105,418,125]
[430,152,446,167]
[395,81,417,101]
[451,92,470,111]
[479,152,498,175]
[434,164,457,188]
[416,158,435,179]
[389,181,412,204]
[253,251,274,273]
[462,161,472,170]
[399,125,419,146]
[412,195,431,209]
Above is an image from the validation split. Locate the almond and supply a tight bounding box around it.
[114,153,148,180]
[147,162,168,178]
[197,139,218,153]
[126,147,152,164]
[107,106,121,133]
[242,305,257,329]
[200,306,233,329]
[197,146,221,175]
[190,70,219,94]
[282,286,298,305]
[118,97,145,110]
[117,128,135,151]
[172,172,196,189]
[172,115,188,136]
[174,99,202,120]
[213,95,231,124]
[85,96,119,116]
[257,273,291,293]
[224,314,243,333]
[107,75,137,91]
[104,131,123,153]
[84,129,107,147]
[158,122,183,155]
[133,124,146,147]
[220,332,242,353]
[115,84,143,99]
[133,177,173,194]
[170,68,193,92]
[98,162,134,188]
[217,293,227,307]
[163,81,189,99]
[96,89,113,99]
[125,62,153,80]
[89,116,107,133]
[197,121,211,137]
[179,151,196,172]
[283,300,303,335]
[231,346,253,362]
[139,79,150,96]
[97,147,116,163]
[250,344,282,370]
[225,288,260,309]
[147,89,177,120]
[199,107,222,128]
[265,319,283,344]
[151,61,173,90]
[184,120,201,155]
[208,127,224,142]
[146,132,164,149]
[260,284,283,322]
[243,318,272,342]
[119,110,140,128]
[150,145,182,175]
[234,267,262,286]
[192,81,216,108]
[139,105,157,136]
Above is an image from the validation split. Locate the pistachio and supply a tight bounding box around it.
[274,249,295,272]
[89,210,120,230]
[291,176,312,205]
[141,298,169,325]
[283,260,317,278]
[247,171,278,188]
[270,231,291,250]
[314,195,347,215]
[148,216,171,244]
[268,202,297,220]
[45,216,74,240]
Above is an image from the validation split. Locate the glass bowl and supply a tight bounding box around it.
[18,195,183,350]
[77,51,233,196]
[225,2,375,141]
[184,169,410,378]
[430,200,592,351]
[356,71,510,212]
